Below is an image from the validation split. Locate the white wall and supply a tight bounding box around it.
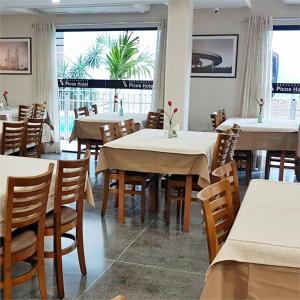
[0,5,167,107]
[189,0,300,132]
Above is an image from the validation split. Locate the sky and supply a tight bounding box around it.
[60,30,158,80]
[273,30,300,84]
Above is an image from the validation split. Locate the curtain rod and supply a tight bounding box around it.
[273,17,300,21]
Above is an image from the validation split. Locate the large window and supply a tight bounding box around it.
[271,26,300,120]
[56,28,158,139]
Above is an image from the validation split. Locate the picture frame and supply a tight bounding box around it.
[0,37,32,75]
[191,34,238,78]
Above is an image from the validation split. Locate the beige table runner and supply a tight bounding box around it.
[70,112,147,141]
[0,155,95,236]
[208,179,300,272]
[216,118,300,154]
[96,129,218,187]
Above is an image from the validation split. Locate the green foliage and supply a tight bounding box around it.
[69,55,90,79]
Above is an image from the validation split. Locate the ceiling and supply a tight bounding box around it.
[0,0,298,15]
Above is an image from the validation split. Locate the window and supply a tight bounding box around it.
[271,25,300,120]
[56,28,158,139]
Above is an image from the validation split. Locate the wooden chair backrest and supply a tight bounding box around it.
[0,115,7,121]
[32,103,46,119]
[217,109,226,123]
[25,118,44,147]
[198,179,234,263]
[157,111,164,129]
[145,112,159,129]
[100,124,118,144]
[18,105,33,121]
[0,121,27,155]
[91,104,98,114]
[54,154,90,219]
[116,119,134,137]
[211,133,233,172]
[4,163,54,233]
[226,123,241,162]
[212,161,241,216]
[210,113,221,131]
[74,107,89,119]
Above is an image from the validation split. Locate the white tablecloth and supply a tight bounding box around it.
[0,107,18,120]
[0,155,95,236]
[208,179,300,273]
[104,129,218,155]
[217,118,299,132]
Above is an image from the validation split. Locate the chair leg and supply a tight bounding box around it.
[114,191,119,208]
[176,190,181,216]
[165,181,171,226]
[76,224,87,276]
[95,145,99,160]
[279,151,285,181]
[245,154,251,185]
[37,242,47,299]
[3,267,12,300]
[101,170,110,217]
[77,140,81,160]
[265,151,271,179]
[151,175,159,212]
[141,183,146,223]
[295,158,300,182]
[54,231,64,299]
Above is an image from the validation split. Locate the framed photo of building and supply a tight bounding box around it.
[191,34,238,78]
[0,38,32,75]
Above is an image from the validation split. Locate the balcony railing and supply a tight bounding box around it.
[59,87,152,140]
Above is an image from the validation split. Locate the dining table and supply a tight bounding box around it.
[96,128,218,232]
[216,118,300,154]
[69,112,147,142]
[0,155,95,236]
[200,179,300,299]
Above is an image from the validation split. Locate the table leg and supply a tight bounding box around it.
[183,175,192,233]
[118,170,125,224]
[279,151,285,181]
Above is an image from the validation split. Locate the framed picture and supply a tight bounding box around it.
[191,34,238,78]
[0,37,32,75]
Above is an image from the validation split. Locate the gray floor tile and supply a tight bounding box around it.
[80,261,204,300]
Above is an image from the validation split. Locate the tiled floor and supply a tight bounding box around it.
[3,152,297,300]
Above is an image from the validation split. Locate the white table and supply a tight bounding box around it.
[0,107,18,120]
[0,155,95,236]
[201,179,300,299]
[96,129,218,232]
[70,112,147,142]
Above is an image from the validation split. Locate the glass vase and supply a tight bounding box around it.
[257,113,263,123]
[167,123,177,138]
[119,106,124,117]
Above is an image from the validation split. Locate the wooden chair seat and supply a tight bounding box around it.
[45,206,77,228]
[0,230,37,256]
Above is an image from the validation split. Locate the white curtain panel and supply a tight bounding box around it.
[240,16,273,118]
[151,19,167,111]
[33,22,60,153]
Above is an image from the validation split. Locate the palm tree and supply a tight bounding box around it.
[85,31,154,111]
[69,55,90,79]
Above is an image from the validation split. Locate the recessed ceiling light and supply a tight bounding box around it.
[52,0,61,3]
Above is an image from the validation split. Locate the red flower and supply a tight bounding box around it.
[167,99,173,107]
[256,98,264,107]
[173,108,178,113]
[3,91,8,96]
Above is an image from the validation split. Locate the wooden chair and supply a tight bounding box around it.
[145,112,159,129]
[164,132,233,225]
[217,109,226,123]
[1,163,54,299]
[226,124,241,163]
[33,103,46,119]
[74,107,101,160]
[0,121,27,155]
[210,112,222,131]
[44,153,90,299]
[265,150,300,182]
[74,106,89,119]
[157,110,164,129]
[115,119,134,137]
[198,179,235,263]
[23,118,44,158]
[212,161,241,216]
[0,115,7,121]
[18,105,33,121]
[90,104,98,114]
[100,124,159,222]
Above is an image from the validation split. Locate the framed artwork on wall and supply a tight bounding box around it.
[0,37,32,75]
[191,34,238,78]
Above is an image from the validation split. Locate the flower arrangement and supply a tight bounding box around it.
[256,97,264,115]
[164,99,178,138]
[2,90,8,106]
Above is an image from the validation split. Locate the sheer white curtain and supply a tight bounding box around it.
[240,16,273,118]
[151,19,167,111]
[33,22,60,153]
